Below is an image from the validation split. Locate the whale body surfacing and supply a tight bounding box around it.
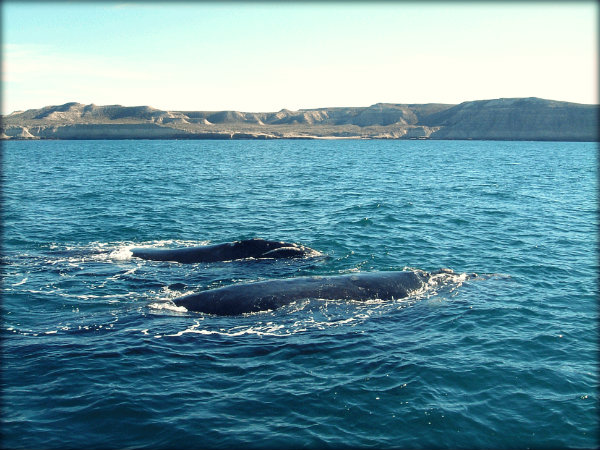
[131,238,318,263]
[173,270,432,316]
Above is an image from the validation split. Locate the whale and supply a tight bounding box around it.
[173,270,435,315]
[131,238,319,264]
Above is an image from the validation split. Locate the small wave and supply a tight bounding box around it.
[39,240,213,264]
[408,268,475,300]
[148,301,188,313]
[163,319,292,338]
[107,246,135,261]
[106,266,139,281]
[13,277,28,286]
[147,284,204,313]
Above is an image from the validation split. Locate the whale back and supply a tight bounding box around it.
[131,238,312,263]
[131,244,223,263]
[174,270,427,315]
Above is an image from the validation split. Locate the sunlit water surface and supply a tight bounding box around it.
[2,140,597,449]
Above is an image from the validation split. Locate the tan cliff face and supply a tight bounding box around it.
[2,98,598,141]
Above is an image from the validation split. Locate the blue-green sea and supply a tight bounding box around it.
[1,139,598,449]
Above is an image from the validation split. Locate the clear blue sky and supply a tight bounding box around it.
[2,2,597,113]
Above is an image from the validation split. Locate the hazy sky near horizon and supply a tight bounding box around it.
[2,2,597,114]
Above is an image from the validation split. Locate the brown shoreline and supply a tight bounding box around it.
[2,97,598,142]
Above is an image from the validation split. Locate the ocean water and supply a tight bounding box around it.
[1,139,597,449]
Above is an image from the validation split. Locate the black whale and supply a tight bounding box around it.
[173,270,432,315]
[132,238,318,263]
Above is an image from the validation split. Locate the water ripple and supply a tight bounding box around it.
[2,140,597,449]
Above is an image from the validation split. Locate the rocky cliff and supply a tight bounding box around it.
[2,98,597,141]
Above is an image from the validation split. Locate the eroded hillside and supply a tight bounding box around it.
[2,98,597,141]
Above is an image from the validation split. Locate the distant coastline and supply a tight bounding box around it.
[2,97,598,141]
